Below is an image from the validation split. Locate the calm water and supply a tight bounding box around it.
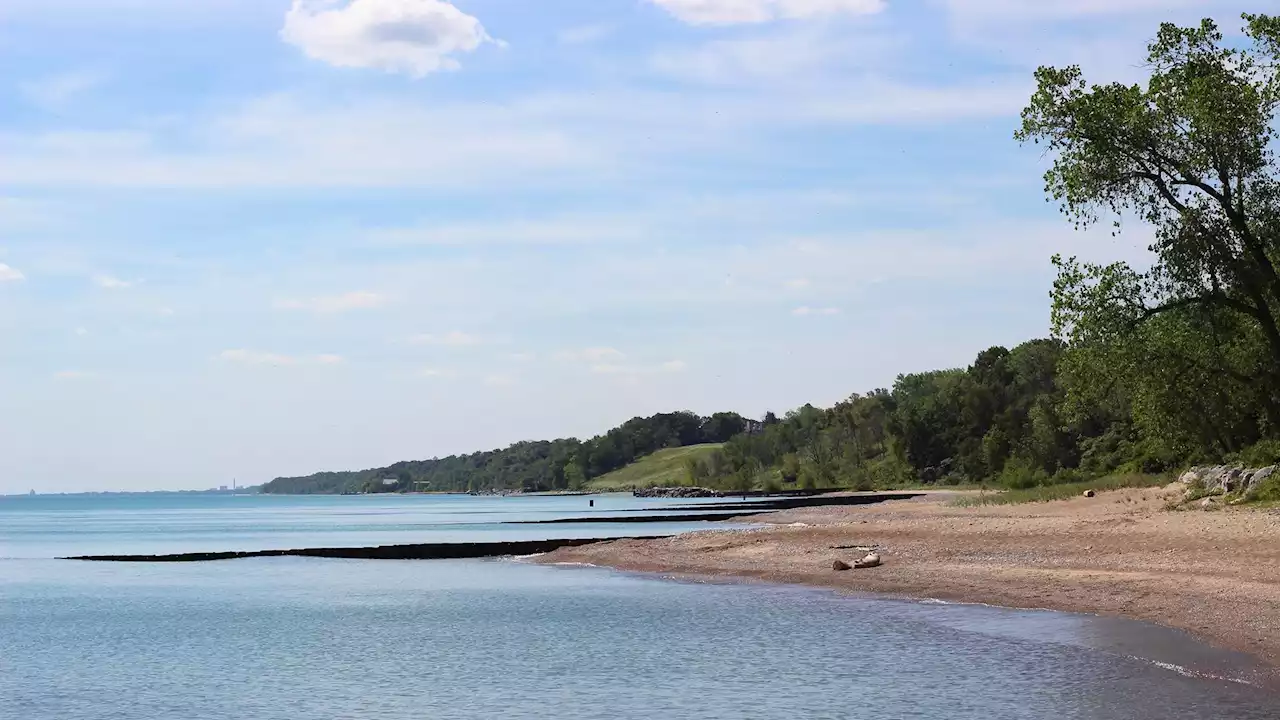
[0,492,748,558]
[2,494,1278,719]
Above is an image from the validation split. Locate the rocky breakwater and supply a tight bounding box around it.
[1176,464,1277,507]
[633,486,723,498]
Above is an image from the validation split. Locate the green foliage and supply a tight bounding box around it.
[585,445,723,491]
[1245,473,1280,504]
[1021,14,1280,462]
[263,412,752,494]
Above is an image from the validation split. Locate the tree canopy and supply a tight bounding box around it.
[1019,14,1280,458]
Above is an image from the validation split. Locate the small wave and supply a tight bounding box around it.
[1135,657,1256,686]
[508,553,546,563]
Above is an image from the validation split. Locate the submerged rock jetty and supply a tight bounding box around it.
[64,537,643,563]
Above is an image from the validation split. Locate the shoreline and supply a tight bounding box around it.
[537,486,1280,685]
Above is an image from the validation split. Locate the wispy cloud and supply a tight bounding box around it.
[408,331,482,347]
[367,215,646,247]
[53,370,96,380]
[0,264,24,282]
[647,0,884,25]
[792,306,839,316]
[590,360,687,376]
[20,69,105,110]
[93,275,132,290]
[559,23,613,45]
[281,0,500,77]
[275,291,386,313]
[483,373,516,386]
[218,349,344,366]
[556,347,626,363]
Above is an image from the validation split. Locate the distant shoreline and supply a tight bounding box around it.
[538,487,1280,686]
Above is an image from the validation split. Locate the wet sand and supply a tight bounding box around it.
[539,486,1280,681]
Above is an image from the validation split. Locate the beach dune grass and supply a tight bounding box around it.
[949,474,1170,507]
[586,444,724,491]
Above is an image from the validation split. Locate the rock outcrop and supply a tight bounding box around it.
[632,486,723,499]
[1177,464,1276,503]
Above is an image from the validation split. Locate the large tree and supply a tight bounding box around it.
[1018,14,1280,440]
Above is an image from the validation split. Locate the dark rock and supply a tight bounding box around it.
[832,559,852,571]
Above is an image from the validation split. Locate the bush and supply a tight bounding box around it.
[1236,439,1280,468]
[998,457,1050,489]
[1247,474,1280,503]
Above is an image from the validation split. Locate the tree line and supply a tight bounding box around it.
[260,411,755,494]
[264,14,1280,495]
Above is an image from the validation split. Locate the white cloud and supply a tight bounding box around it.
[73,327,88,336]
[510,352,536,362]
[792,306,839,316]
[0,264,24,282]
[408,331,482,347]
[648,0,884,25]
[785,278,810,289]
[93,275,132,289]
[275,290,386,313]
[21,70,105,110]
[157,307,176,317]
[281,0,499,77]
[483,373,516,386]
[218,349,345,366]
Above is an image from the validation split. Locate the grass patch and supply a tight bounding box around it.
[585,444,724,491]
[948,474,1169,507]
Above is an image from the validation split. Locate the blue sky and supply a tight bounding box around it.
[0,0,1226,493]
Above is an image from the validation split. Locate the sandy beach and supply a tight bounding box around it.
[540,486,1280,678]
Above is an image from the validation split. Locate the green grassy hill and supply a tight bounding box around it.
[585,444,723,491]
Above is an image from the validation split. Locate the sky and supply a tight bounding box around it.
[0,0,1232,493]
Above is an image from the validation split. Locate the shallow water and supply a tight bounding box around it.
[2,494,1277,719]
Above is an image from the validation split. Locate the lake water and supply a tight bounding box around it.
[0,492,748,558]
[3,494,1278,719]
